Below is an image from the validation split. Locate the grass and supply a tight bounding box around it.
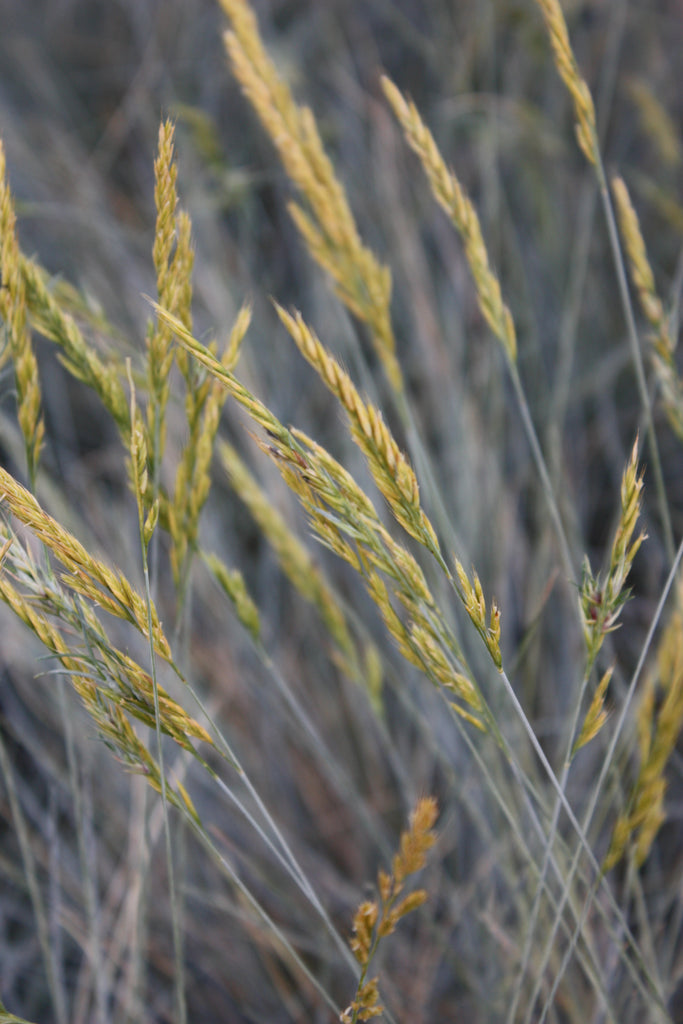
[1,0,683,1021]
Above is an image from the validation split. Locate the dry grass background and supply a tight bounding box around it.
[1,1,683,1022]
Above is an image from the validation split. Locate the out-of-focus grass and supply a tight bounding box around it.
[0,1,682,1022]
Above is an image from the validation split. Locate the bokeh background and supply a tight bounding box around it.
[1,1,682,1021]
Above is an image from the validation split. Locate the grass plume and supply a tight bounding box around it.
[0,142,44,487]
[341,797,438,1023]
[217,0,402,392]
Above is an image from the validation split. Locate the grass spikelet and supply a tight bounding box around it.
[611,178,664,328]
[152,121,180,322]
[147,119,191,471]
[289,429,379,524]
[0,141,45,487]
[612,175,683,441]
[409,623,485,726]
[381,77,517,363]
[375,525,434,607]
[203,551,260,641]
[217,0,402,392]
[276,305,439,551]
[341,797,438,1023]
[126,366,157,549]
[169,305,251,591]
[453,558,503,669]
[173,211,195,333]
[573,666,613,756]
[532,0,598,165]
[366,571,424,672]
[579,437,646,665]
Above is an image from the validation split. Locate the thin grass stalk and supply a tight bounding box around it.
[160,676,336,924]
[509,438,645,1021]
[56,677,109,1024]
[507,361,576,580]
[507,657,607,1024]
[96,743,145,1020]
[537,864,668,1024]
[126,366,186,1024]
[185,806,350,1016]
[491,663,666,1018]
[141,595,362,969]
[621,855,664,999]
[520,538,683,1023]
[251,641,393,858]
[377,666,619,1015]
[112,764,161,1020]
[0,732,67,1024]
[189,678,360,971]
[210,770,359,974]
[424,687,620,1018]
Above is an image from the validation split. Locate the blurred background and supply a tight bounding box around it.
[1,1,682,1021]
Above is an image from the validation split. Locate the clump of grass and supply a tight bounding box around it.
[0,1,682,1022]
